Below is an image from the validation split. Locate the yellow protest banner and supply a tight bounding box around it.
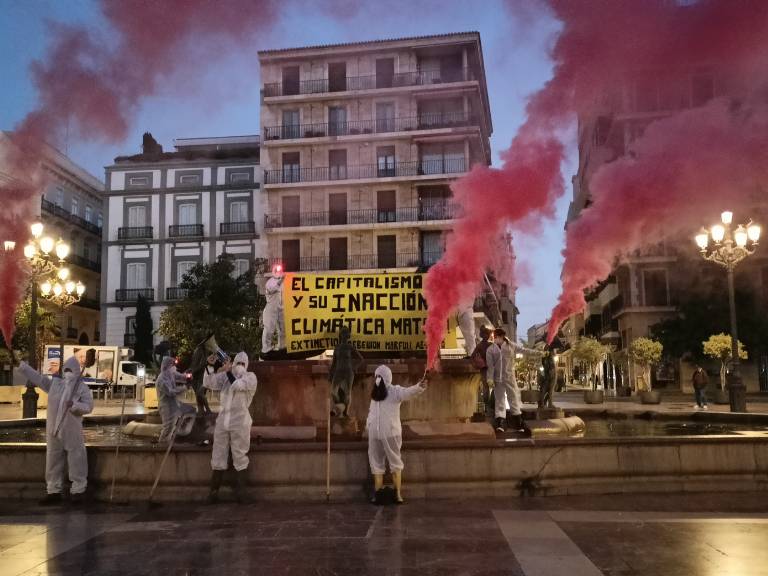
[283,272,457,353]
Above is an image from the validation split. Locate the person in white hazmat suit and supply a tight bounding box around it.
[19,356,94,505]
[156,356,196,444]
[486,328,523,433]
[456,301,476,357]
[366,365,427,504]
[261,265,285,354]
[204,351,258,503]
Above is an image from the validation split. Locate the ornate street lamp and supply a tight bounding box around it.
[695,211,761,412]
[40,266,86,370]
[15,222,74,417]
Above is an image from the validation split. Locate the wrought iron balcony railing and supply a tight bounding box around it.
[264,112,477,141]
[265,158,467,185]
[169,224,204,238]
[220,221,257,235]
[41,198,102,236]
[166,287,189,301]
[68,253,101,272]
[115,288,154,302]
[264,204,459,229]
[117,226,153,240]
[263,67,474,97]
[268,251,444,272]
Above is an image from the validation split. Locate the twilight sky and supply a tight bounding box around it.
[0,0,574,339]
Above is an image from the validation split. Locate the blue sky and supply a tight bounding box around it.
[0,0,574,339]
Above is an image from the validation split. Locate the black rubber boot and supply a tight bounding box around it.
[234,470,249,504]
[494,418,505,432]
[207,470,223,504]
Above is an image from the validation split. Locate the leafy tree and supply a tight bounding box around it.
[133,295,154,366]
[158,256,267,361]
[629,337,663,391]
[0,295,59,366]
[515,352,543,390]
[571,336,611,390]
[702,333,748,390]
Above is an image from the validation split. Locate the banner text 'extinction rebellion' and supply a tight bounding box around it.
[283,272,456,353]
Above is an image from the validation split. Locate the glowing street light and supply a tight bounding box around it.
[695,210,761,412]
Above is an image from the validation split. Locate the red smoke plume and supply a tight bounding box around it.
[424,0,768,363]
[1,0,328,347]
[545,0,768,341]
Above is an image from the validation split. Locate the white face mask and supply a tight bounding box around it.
[63,371,76,384]
[233,365,246,378]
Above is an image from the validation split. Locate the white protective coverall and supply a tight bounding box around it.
[261,275,285,353]
[456,302,477,356]
[366,365,425,474]
[486,339,522,419]
[20,356,94,495]
[156,357,196,443]
[204,351,258,471]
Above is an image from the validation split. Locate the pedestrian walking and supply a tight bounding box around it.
[19,357,93,504]
[366,365,427,504]
[692,364,709,410]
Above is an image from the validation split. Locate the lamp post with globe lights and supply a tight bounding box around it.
[695,211,761,412]
[13,222,76,417]
[39,267,86,371]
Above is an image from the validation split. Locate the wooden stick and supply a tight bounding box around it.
[148,416,181,504]
[325,387,331,502]
[109,384,128,502]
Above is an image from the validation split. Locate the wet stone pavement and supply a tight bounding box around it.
[2,493,768,575]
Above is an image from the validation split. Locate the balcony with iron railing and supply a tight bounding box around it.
[265,204,459,229]
[169,224,204,238]
[117,226,153,241]
[115,288,154,303]
[265,158,467,186]
[263,67,475,98]
[264,112,478,141]
[166,287,189,301]
[220,221,257,236]
[68,253,101,272]
[41,197,102,236]
[268,251,443,272]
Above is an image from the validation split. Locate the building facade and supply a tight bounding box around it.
[0,132,103,346]
[258,32,516,336]
[101,134,264,348]
[561,67,768,390]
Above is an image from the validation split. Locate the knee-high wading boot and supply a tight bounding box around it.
[371,474,384,504]
[207,470,223,504]
[234,470,249,503]
[392,471,404,504]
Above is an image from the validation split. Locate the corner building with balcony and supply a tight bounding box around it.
[0,132,104,346]
[101,134,264,348]
[258,32,492,276]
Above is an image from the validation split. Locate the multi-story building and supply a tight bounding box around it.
[258,32,516,335]
[0,131,103,346]
[561,66,768,390]
[101,133,264,348]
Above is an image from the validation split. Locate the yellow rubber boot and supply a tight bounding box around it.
[392,470,404,504]
[371,474,384,504]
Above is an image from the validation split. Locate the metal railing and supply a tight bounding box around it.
[263,67,474,97]
[220,221,256,235]
[268,251,444,272]
[265,158,467,185]
[41,198,102,236]
[115,288,154,302]
[265,204,459,229]
[169,224,204,238]
[166,287,189,301]
[264,112,477,141]
[68,253,101,272]
[117,226,153,240]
